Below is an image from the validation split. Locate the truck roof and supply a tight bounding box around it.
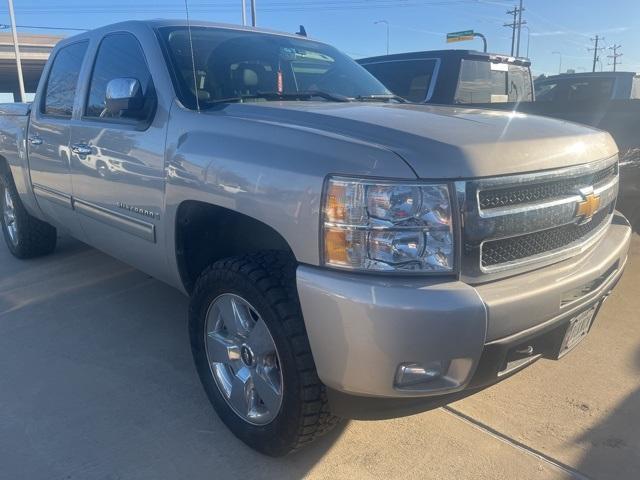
[358,49,531,66]
[538,71,639,82]
[58,19,309,45]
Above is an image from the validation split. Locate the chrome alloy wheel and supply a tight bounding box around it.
[205,293,283,425]
[2,185,17,245]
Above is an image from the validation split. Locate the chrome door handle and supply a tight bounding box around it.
[71,144,92,156]
[28,136,43,146]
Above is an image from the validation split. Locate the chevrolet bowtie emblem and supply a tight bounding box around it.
[576,193,601,221]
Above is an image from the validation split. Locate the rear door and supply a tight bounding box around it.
[68,31,168,276]
[28,40,88,235]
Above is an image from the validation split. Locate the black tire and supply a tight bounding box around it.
[0,167,57,259]
[189,251,341,456]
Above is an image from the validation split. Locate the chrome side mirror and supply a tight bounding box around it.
[105,78,144,115]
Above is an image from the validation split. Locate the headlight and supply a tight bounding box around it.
[322,177,455,273]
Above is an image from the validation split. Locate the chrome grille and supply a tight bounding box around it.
[478,163,617,209]
[481,207,610,268]
[459,156,619,282]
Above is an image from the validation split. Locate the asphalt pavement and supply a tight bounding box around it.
[0,229,638,480]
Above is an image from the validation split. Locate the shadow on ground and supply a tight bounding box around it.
[574,343,640,479]
[0,237,346,480]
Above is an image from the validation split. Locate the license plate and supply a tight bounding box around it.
[557,306,598,358]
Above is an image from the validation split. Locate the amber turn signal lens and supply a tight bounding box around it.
[324,228,349,264]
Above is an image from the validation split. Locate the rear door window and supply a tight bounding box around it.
[565,78,614,102]
[362,59,437,102]
[42,41,88,117]
[455,59,532,104]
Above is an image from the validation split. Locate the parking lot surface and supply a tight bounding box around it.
[0,230,638,480]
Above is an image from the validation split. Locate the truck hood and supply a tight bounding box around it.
[219,102,617,179]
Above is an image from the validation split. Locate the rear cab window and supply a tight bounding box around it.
[361,59,438,102]
[41,41,89,117]
[455,59,533,104]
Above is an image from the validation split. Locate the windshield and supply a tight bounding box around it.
[158,27,391,109]
[455,59,533,104]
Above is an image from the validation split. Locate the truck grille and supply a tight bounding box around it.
[460,156,619,281]
[478,163,617,210]
[481,207,610,268]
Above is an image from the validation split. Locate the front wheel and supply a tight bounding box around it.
[189,252,340,456]
[0,168,57,259]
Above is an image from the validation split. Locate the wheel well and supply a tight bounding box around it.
[175,201,296,293]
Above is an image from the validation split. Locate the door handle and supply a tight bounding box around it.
[71,143,93,156]
[28,136,43,146]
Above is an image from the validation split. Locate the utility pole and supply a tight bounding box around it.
[608,44,622,72]
[241,0,246,26]
[504,2,526,57]
[589,35,605,73]
[250,0,256,27]
[6,0,25,103]
[515,0,525,57]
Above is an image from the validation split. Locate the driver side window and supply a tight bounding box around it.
[85,32,155,121]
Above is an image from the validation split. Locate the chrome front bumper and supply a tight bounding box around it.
[296,212,631,414]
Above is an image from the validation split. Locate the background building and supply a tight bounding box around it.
[0,32,62,102]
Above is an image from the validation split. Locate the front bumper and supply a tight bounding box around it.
[296,212,631,419]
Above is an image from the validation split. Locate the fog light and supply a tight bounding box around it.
[395,362,443,388]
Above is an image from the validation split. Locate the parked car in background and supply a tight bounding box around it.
[0,21,632,457]
[535,72,640,102]
[358,49,533,104]
[531,72,640,166]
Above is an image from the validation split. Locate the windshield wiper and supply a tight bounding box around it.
[205,90,350,105]
[256,90,351,102]
[353,94,408,103]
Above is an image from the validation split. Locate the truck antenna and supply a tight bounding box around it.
[184,0,200,112]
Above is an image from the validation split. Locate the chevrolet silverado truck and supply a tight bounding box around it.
[0,20,631,456]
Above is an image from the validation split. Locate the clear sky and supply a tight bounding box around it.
[1,0,638,76]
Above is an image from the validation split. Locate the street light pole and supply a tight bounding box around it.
[250,0,256,27]
[241,0,246,26]
[552,51,562,74]
[6,0,25,102]
[374,20,389,55]
[523,25,531,58]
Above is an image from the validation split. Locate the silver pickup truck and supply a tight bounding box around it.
[0,20,631,456]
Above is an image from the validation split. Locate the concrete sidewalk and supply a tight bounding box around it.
[0,233,638,480]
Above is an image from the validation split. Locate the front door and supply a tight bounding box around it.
[69,32,167,278]
[28,41,88,236]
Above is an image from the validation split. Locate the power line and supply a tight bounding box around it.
[11,0,480,13]
[608,44,622,72]
[588,35,605,73]
[0,24,87,31]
